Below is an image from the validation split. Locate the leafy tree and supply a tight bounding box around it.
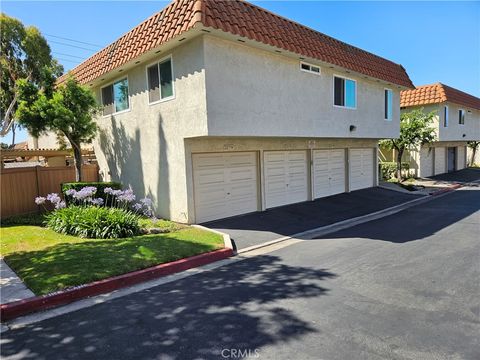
[467,141,479,166]
[380,108,437,180]
[0,13,62,135]
[15,77,99,181]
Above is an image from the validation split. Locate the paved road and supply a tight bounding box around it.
[2,187,479,360]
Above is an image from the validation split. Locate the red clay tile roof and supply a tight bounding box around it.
[401,83,480,110]
[59,0,413,88]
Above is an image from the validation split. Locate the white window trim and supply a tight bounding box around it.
[458,109,465,125]
[333,74,357,110]
[100,75,131,117]
[300,61,321,75]
[384,88,393,121]
[444,105,449,127]
[146,54,175,106]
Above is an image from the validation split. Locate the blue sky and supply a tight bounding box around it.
[2,0,479,144]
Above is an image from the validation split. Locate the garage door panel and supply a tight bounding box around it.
[434,147,446,175]
[313,149,346,199]
[349,148,374,192]
[264,151,308,208]
[457,146,466,170]
[193,152,258,223]
[420,147,433,177]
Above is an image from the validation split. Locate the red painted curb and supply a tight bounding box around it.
[432,183,462,196]
[0,248,233,322]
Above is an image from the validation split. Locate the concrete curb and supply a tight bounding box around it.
[192,224,234,250]
[0,248,233,322]
[237,184,461,254]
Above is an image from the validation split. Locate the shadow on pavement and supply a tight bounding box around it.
[426,168,480,184]
[1,255,336,360]
[313,189,479,243]
[206,187,421,250]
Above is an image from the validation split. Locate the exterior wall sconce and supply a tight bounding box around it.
[349,125,357,132]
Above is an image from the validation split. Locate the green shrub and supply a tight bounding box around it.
[379,162,410,180]
[2,213,46,227]
[62,182,121,206]
[46,206,140,239]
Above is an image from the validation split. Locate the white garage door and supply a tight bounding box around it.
[193,152,258,223]
[264,150,308,209]
[457,146,466,170]
[349,148,374,191]
[434,147,446,175]
[420,147,434,177]
[313,149,346,199]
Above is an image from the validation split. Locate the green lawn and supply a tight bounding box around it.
[1,215,224,295]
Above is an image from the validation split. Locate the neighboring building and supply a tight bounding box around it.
[58,0,413,223]
[27,133,62,150]
[395,83,480,177]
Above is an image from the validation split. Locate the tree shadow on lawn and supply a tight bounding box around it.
[4,231,223,295]
[1,255,336,360]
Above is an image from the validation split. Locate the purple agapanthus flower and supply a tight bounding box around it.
[46,193,61,204]
[117,189,135,203]
[35,196,46,205]
[65,189,76,196]
[91,198,104,206]
[104,187,113,195]
[55,201,66,209]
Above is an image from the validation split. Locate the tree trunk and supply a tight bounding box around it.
[72,144,83,182]
[396,149,404,181]
[11,123,16,147]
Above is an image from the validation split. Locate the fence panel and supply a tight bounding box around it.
[1,165,99,218]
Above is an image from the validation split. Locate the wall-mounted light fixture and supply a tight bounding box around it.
[462,134,466,137]
[350,125,357,132]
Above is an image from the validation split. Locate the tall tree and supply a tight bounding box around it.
[0,13,62,135]
[380,108,437,180]
[15,77,98,181]
[467,141,479,166]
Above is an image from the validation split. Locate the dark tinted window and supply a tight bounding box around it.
[147,64,160,103]
[101,85,114,116]
[160,59,173,99]
[334,77,345,106]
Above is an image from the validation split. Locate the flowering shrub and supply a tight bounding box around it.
[46,206,140,239]
[62,182,121,206]
[34,185,154,239]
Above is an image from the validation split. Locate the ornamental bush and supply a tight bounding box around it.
[62,182,121,206]
[379,162,410,180]
[35,185,155,239]
[46,206,140,239]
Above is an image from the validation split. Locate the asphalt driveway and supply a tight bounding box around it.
[1,187,478,360]
[205,187,421,250]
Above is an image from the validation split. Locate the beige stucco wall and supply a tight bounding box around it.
[27,133,61,149]
[203,36,401,139]
[402,104,480,142]
[90,34,401,222]
[92,36,208,222]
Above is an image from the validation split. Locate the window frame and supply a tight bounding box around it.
[444,105,449,127]
[333,74,357,110]
[300,61,321,75]
[384,88,393,121]
[146,55,175,105]
[458,109,465,125]
[100,76,131,117]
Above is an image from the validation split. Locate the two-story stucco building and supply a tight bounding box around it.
[59,0,414,223]
[396,83,480,177]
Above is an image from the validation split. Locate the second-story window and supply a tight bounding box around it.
[444,105,449,127]
[147,57,174,104]
[384,89,393,120]
[458,109,465,125]
[300,62,321,75]
[101,78,129,116]
[334,76,356,109]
